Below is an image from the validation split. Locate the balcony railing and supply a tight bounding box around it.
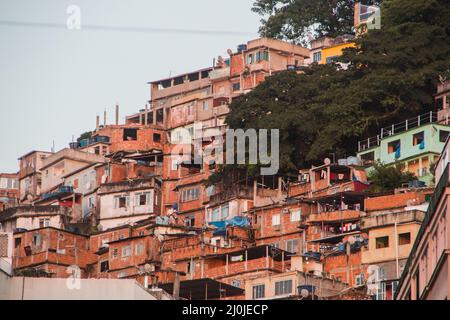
[358,112,437,152]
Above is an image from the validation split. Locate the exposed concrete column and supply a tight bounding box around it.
[173,272,180,300]
[226,254,229,275]
[115,105,119,125]
[144,104,149,126]
[419,157,423,177]
[245,250,248,271]
[96,115,100,132]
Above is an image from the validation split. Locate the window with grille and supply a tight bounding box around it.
[275,280,292,296]
[252,284,265,299]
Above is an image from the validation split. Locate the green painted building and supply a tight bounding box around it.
[357,113,450,186]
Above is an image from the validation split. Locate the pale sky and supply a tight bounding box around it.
[0,0,260,173]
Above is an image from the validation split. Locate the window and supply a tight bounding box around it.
[112,248,118,258]
[375,236,389,249]
[187,261,193,274]
[275,280,292,296]
[171,159,179,171]
[135,243,144,255]
[209,204,229,222]
[356,273,365,286]
[255,50,269,62]
[376,282,386,300]
[185,215,195,227]
[246,53,254,64]
[202,101,209,111]
[290,209,301,222]
[181,188,199,203]
[231,279,241,288]
[286,239,299,254]
[121,245,131,258]
[399,232,411,245]
[114,196,129,209]
[100,260,109,272]
[413,132,424,146]
[360,151,375,163]
[232,82,240,92]
[39,218,50,228]
[15,237,21,248]
[313,51,322,63]
[439,130,450,143]
[272,214,281,226]
[252,284,265,299]
[392,281,399,300]
[123,128,138,141]
[388,140,401,154]
[135,192,151,206]
[153,133,161,142]
[32,234,42,246]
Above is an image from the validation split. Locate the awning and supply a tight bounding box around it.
[159,278,244,300]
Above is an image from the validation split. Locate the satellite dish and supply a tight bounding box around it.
[324,158,331,165]
[144,264,154,273]
[348,236,356,245]
[300,289,310,298]
[227,49,233,56]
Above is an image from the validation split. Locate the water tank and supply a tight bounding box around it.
[237,44,247,53]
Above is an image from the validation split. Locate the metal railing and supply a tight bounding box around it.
[358,111,438,152]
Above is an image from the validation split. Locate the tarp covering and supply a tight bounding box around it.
[209,216,250,236]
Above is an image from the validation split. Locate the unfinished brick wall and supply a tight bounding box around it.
[323,250,366,286]
[365,191,426,212]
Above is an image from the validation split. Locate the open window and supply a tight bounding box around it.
[399,232,411,245]
[388,140,401,154]
[413,132,424,146]
[360,151,375,164]
[439,130,450,143]
[375,236,389,249]
[123,128,138,141]
[100,260,109,272]
[153,133,161,143]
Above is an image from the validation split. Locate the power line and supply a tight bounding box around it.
[0,20,256,37]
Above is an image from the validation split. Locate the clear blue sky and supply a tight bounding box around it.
[0,0,260,173]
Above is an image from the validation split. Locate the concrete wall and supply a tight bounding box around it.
[244,270,348,300]
[0,274,159,300]
[362,223,421,265]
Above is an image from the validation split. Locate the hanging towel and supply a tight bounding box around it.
[419,140,425,150]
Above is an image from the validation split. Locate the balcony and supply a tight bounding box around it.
[361,210,425,230]
[308,210,363,223]
[358,112,437,152]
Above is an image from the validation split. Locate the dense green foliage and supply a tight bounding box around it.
[252,0,381,46]
[77,131,92,143]
[209,0,449,184]
[367,161,416,192]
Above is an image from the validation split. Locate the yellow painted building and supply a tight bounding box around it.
[321,42,356,64]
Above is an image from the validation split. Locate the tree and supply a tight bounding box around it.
[77,131,92,143]
[252,0,381,46]
[210,0,449,182]
[367,161,416,192]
